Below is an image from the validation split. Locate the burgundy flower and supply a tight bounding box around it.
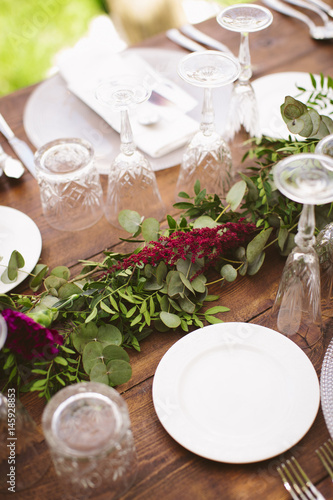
[107,221,256,277]
[1,309,63,360]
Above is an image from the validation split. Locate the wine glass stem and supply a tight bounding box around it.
[238,32,252,84]
[120,108,136,156]
[200,87,215,136]
[295,204,316,249]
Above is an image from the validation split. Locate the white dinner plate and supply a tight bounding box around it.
[0,206,42,294]
[152,322,320,463]
[23,48,233,174]
[252,71,333,140]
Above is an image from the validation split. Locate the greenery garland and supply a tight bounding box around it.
[1,72,333,400]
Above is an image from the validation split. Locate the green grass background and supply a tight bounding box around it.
[0,0,106,96]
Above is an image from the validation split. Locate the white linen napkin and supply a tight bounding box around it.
[57,45,199,159]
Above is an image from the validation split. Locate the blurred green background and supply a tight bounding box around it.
[0,0,236,97]
[0,0,106,96]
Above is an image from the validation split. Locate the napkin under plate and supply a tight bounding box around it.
[58,47,199,159]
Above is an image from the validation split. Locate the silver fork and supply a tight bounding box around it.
[277,457,326,499]
[316,439,333,481]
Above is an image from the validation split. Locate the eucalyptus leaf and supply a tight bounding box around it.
[72,323,99,353]
[89,363,109,385]
[106,359,132,386]
[118,210,142,233]
[51,266,71,280]
[246,228,272,264]
[247,251,266,275]
[142,218,160,242]
[220,264,237,282]
[29,264,49,291]
[97,324,122,347]
[226,180,247,211]
[103,344,130,362]
[192,215,217,229]
[191,274,206,293]
[57,283,82,299]
[160,311,181,328]
[82,341,104,375]
[178,295,196,314]
[167,271,184,298]
[6,250,25,281]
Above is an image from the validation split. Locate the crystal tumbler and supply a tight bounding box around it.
[34,138,103,231]
[42,382,137,500]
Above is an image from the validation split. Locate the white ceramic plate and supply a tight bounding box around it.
[153,322,320,463]
[23,48,233,174]
[252,71,333,140]
[0,206,42,294]
[320,337,333,439]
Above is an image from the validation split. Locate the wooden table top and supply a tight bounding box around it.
[1,4,333,499]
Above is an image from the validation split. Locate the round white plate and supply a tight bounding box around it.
[153,322,320,463]
[252,71,333,140]
[0,206,42,294]
[23,48,233,174]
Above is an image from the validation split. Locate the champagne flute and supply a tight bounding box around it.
[96,75,165,228]
[217,4,273,141]
[271,153,333,372]
[175,50,240,198]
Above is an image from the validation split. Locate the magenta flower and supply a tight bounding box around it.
[1,309,63,360]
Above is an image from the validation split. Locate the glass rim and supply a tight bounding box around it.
[34,138,94,176]
[217,4,273,33]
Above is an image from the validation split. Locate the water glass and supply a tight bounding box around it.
[34,138,103,231]
[42,382,137,500]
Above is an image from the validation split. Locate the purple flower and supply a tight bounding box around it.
[1,309,63,360]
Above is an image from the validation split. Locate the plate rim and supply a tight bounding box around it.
[152,322,320,463]
[0,206,42,294]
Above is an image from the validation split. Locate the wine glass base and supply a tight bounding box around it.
[105,151,165,228]
[176,133,232,198]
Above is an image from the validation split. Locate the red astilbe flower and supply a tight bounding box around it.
[108,221,256,276]
[1,309,63,361]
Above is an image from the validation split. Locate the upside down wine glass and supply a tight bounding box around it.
[217,4,273,141]
[96,76,165,228]
[271,153,333,372]
[314,134,333,314]
[175,50,240,199]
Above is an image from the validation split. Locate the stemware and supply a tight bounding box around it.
[217,4,273,141]
[270,152,333,372]
[96,75,165,228]
[175,50,240,199]
[314,134,333,314]
[0,314,51,492]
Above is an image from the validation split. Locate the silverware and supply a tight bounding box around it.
[166,28,206,52]
[282,0,333,25]
[263,0,333,39]
[305,0,333,17]
[179,24,233,54]
[0,114,36,178]
[277,457,326,499]
[0,143,25,179]
[316,439,333,480]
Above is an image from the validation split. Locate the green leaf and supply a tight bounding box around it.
[103,344,130,362]
[205,315,224,324]
[106,359,132,386]
[193,216,217,229]
[50,266,71,280]
[160,311,181,328]
[5,250,25,282]
[72,322,98,353]
[226,180,247,211]
[54,356,68,366]
[29,264,49,291]
[220,264,237,282]
[191,274,207,293]
[178,295,196,314]
[246,228,273,264]
[142,218,160,242]
[82,341,104,375]
[97,324,122,346]
[247,251,266,275]
[89,363,109,385]
[118,210,142,233]
[58,282,82,299]
[205,306,230,314]
[167,271,184,298]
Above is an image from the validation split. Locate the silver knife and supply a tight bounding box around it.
[0,114,36,178]
[180,24,233,55]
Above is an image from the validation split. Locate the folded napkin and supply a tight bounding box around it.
[57,42,199,159]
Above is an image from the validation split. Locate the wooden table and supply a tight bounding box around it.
[1,5,333,499]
